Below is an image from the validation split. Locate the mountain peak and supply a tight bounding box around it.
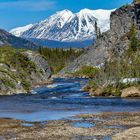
[58,9,73,13]
[55,9,74,17]
[78,8,93,13]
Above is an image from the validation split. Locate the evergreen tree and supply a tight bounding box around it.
[129,24,140,51]
[38,46,43,55]
[94,20,101,39]
[94,21,98,38]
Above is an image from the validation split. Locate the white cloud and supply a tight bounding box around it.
[0,0,56,11]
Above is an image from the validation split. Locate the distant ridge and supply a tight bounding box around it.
[0,28,38,49]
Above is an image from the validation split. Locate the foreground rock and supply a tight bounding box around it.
[121,86,140,97]
[89,88,104,96]
[113,127,140,140]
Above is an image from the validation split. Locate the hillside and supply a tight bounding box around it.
[0,28,38,49]
[59,1,140,97]
[60,2,140,73]
[0,46,51,95]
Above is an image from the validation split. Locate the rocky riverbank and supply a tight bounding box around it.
[0,112,139,140]
[83,77,140,98]
[87,86,140,98]
[0,47,51,95]
[52,74,140,98]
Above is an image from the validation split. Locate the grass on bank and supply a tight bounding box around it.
[73,66,100,78]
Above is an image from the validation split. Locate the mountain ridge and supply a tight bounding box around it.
[10,8,115,43]
[0,28,39,49]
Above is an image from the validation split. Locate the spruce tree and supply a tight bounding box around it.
[94,20,101,39]
[94,20,98,38]
[129,24,139,51]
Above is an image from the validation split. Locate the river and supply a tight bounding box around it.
[0,78,140,122]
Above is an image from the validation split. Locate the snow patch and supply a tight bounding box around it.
[120,78,140,84]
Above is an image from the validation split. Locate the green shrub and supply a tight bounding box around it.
[129,24,140,51]
[74,66,100,78]
[0,77,15,89]
[0,46,36,92]
[21,79,31,91]
[84,80,98,91]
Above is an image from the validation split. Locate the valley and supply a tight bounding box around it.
[0,0,140,140]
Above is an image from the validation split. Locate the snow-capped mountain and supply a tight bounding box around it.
[10,9,114,42]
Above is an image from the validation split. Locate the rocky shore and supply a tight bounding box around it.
[51,74,89,79]
[0,112,139,140]
[88,86,140,98]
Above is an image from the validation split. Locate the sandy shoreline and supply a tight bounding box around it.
[0,112,140,140]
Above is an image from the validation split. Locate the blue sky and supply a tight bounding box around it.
[0,0,133,31]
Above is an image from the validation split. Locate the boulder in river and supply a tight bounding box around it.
[121,86,140,97]
[89,88,104,96]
